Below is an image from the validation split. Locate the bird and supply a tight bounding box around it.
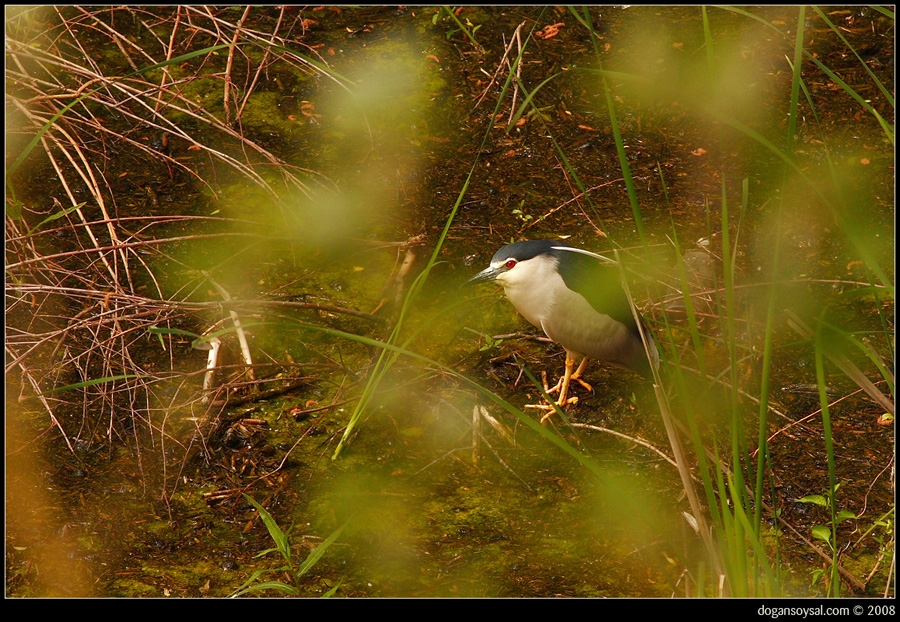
[465,240,658,418]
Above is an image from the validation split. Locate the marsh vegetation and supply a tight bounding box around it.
[5,6,894,597]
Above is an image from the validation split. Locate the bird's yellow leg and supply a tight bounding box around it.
[529,354,580,424]
[570,357,592,392]
[555,353,577,406]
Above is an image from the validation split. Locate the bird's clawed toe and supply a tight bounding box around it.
[573,377,593,393]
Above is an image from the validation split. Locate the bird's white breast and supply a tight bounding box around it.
[495,254,561,329]
[496,254,647,367]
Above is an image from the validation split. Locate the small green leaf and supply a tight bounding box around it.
[27,202,87,234]
[811,524,832,544]
[836,509,858,524]
[797,494,828,507]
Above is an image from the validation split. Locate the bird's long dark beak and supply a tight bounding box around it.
[462,265,501,288]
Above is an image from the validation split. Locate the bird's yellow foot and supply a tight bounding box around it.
[524,396,579,424]
[544,375,592,396]
[569,357,593,393]
[524,396,579,410]
[527,355,587,424]
[530,371,578,407]
[572,376,593,392]
[541,372,594,395]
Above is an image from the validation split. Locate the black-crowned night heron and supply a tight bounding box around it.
[466,240,658,417]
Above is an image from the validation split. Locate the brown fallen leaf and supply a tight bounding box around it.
[535,22,565,39]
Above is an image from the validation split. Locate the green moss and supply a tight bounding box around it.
[241,90,306,138]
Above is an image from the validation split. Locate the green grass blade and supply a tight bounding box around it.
[296,522,346,577]
[810,6,894,107]
[814,325,841,597]
[44,375,142,395]
[330,31,526,459]
[572,6,646,246]
[243,494,292,564]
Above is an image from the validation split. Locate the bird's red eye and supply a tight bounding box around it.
[505,259,517,269]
